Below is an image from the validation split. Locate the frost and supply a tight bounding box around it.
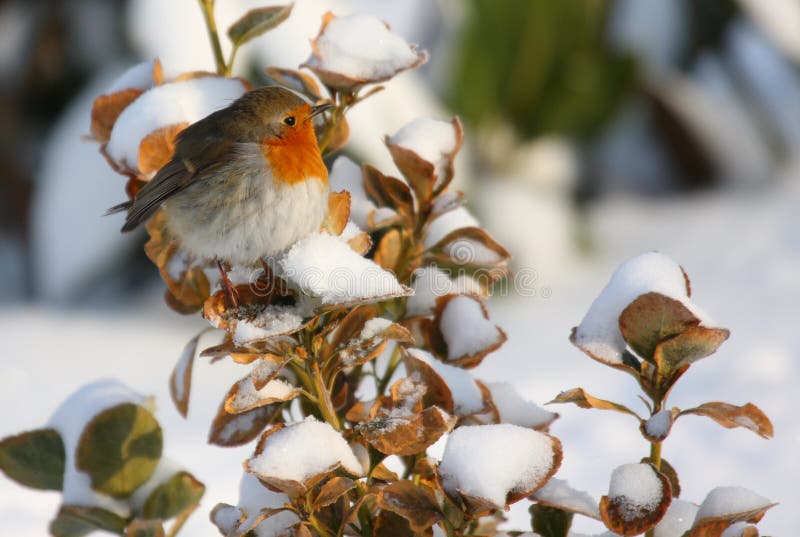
[694,486,772,522]
[389,117,458,182]
[233,306,306,345]
[573,252,712,364]
[438,424,557,508]
[48,380,149,516]
[406,348,484,416]
[305,13,423,84]
[277,232,409,305]
[608,463,664,521]
[654,500,698,537]
[229,378,297,412]
[439,295,503,359]
[106,76,248,169]
[486,382,557,429]
[424,207,479,248]
[247,417,362,482]
[238,473,299,537]
[532,478,600,519]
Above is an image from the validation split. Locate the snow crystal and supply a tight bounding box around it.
[305,13,420,82]
[389,117,457,183]
[107,76,247,169]
[48,380,149,515]
[229,378,297,412]
[238,473,298,537]
[653,500,698,537]
[608,463,664,521]
[644,410,673,439]
[532,478,600,519]
[424,207,479,248]
[694,486,772,522]
[406,348,484,415]
[573,252,712,364]
[277,232,408,305]
[438,423,556,508]
[233,306,306,345]
[329,156,376,230]
[247,417,362,482]
[107,60,156,93]
[439,295,502,359]
[486,382,558,429]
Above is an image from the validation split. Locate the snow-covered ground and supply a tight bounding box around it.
[1,179,798,535]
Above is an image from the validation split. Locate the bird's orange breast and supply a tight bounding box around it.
[261,117,328,185]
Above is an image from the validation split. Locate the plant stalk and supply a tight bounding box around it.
[311,361,341,430]
[198,0,227,75]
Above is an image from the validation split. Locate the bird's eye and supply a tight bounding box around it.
[284,116,296,126]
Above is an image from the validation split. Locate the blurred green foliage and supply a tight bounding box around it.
[449,0,637,141]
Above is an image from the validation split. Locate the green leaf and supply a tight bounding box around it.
[227,4,293,47]
[50,505,127,537]
[142,471,205,520]
[618,292,700,362]
[76,403,163,498]
[530,504,573,537]
[0,428,64,490]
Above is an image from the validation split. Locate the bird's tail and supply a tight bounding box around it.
[104,200,133,216]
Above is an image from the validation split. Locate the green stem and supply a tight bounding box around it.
[198,0,227,75]
[649,441,662,472]
[311,361,341,430]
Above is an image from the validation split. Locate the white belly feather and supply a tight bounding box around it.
[164,143,329,264]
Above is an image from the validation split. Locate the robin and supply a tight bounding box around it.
[107,86,332,306]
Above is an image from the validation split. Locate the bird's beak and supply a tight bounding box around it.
[308,103,333,119]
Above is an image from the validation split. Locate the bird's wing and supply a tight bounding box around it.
[116,113,234,232]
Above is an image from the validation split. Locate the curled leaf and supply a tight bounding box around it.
[208,401,282,447]
[679,402,773,438]
[549,388,641,420]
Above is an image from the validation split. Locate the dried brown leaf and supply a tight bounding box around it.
[313,476,356,509]
[265,67,322,100]
[377,481,441,532]
[169,330,205,418]
[138,122,187,176]
[91,89,143,143]
[618,292,700,362]
[208,401,282,447]
[679,402,773,438]
[549,388,641,420]
[321,190,351,236]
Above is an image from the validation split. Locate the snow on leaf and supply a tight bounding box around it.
[640,409,678,443]
[106,76,248,171]
[485,382,558,430]
[404,348,483,416]
[302,12,427,91]
[224,375,299,414]
[600,463,671,536]
[432,294,506,367]
[245,418,361,495]
[208,401,282,448]
[691,486,775,531]
[531,478,600,520]
[572,252,713,368]
[275,232,411,306]
[437,423,562,512]
[387,117,463,195]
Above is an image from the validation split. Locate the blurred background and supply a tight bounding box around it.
[1,0,798,535]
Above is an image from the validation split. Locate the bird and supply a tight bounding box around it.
[107,86,332,306]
